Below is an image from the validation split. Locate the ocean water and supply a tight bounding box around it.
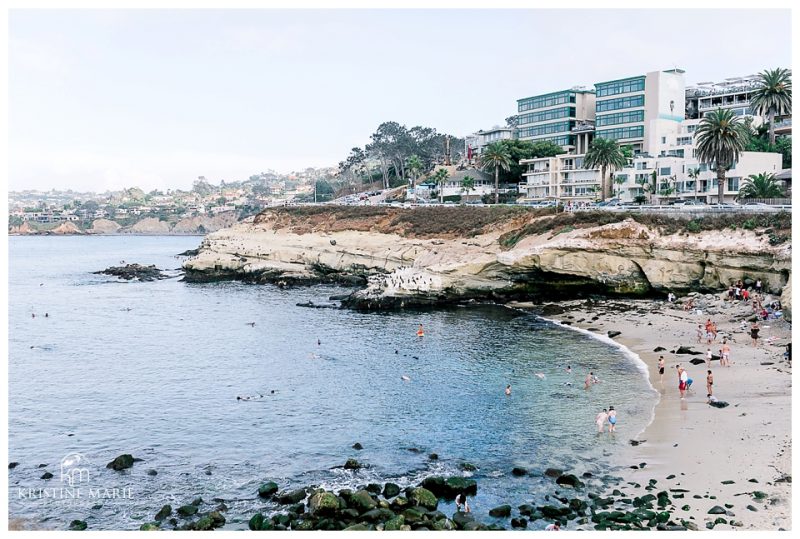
[8,235,657,530]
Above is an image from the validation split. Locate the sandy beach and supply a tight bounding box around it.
[514,294,792,531]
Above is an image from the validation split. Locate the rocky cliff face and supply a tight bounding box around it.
[182,211,791,317]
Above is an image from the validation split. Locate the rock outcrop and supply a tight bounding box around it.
[88,219,122,234]
[182,210,791,310]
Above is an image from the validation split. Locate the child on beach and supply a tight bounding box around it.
[658,356,665,384]
[607,406,617,432]
[677,365,687,399]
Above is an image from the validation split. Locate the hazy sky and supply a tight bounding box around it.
[9,9,791,192]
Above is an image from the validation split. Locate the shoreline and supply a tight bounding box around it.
[512,296,792,531]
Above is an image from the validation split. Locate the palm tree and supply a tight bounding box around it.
[738,172,785,200]
[432,169,450,203]
[687,167,701,202]
[695,109,749,204]
[480,142,513,204]
[613,175,626,200]
[584,138,628,201]
[460,175,476,203]
[406,155,423,188]
[750,68,792,145]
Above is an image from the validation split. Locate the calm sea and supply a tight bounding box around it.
[8,235,656,530]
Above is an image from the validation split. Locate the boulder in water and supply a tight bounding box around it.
[106,454,136,470]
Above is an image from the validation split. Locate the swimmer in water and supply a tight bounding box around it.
[505,385,511,396]
[416,324,424,337]
[401,375,411,382]
[566,365,572,374]
[534,373,546,379]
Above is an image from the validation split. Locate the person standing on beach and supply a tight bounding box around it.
[750,322,760,347]
[706,370,714,396]
[677,365,687,399]
[721,339,731,367]
[658,356,665,384]
[607,406,617,432]
[755,279,763,294]
[696,324,704,344]
[706,348,713,368]
[595,408,608,433]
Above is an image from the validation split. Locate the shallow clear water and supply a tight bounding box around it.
[8,235,657,530]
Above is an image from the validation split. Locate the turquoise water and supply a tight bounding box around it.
[8,235,656,529]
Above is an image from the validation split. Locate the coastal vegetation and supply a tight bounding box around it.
[737,172,786,200]
[249,205,791,247]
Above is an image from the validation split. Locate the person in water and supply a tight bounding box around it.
[595,408,608,433]
[417,324,425,337]
[607,406,617,433]
[505,385,511,396]
[455,491,471,513]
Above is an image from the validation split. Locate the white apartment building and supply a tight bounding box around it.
[519,154,601,203]
[613,119,783,204]
[465,126,517,163]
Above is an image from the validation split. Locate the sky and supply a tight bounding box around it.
[8,8,792,192]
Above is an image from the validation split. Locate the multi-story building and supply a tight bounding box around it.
[613,118,783,204]
[519,153,601,203]
[516,89,595,151]
[465,125,517,163]
[593,69,686,154]
[685,72,792,135]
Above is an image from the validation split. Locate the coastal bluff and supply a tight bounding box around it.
[182,207,791,316]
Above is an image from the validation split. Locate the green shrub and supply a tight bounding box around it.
[686,220,701,233]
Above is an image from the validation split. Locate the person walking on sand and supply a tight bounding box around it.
[595,408,608,433]
[706,370,714,396]
[706,348,713,368]
[607,406,617,432]
[721,339,731,367]
[750,322,760,347]
[696,324,704,344]
[658,356,665,384]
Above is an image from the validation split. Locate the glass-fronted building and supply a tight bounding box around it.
[516,89,596,150]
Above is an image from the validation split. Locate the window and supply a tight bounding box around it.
[595,110,644,127]
[727,177,740,192]
[517,107,575,126]
[518,92,575,112]
[595,77,645,97]
[517,121,574,139]
[595,125,644,141]
[596,95,645,112]
[686,124,698,133]
[660,167,671,176]
[661,137,667,144]
[677,136,693,146]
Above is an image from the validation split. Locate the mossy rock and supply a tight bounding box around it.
[154,504,172,521]
[258,481,279,498]
[177,505,198,517]
[139,522,160,531]
[407,487,438,510]
[384,515,405,531]
[69,520,88,531]
[350,490,377,512]
[489,504,511,518]
[308,491,339,516]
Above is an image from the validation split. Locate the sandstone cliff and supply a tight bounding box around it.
[182,208,791,317]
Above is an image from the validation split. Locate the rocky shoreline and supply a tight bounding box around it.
[180,209,791,320]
